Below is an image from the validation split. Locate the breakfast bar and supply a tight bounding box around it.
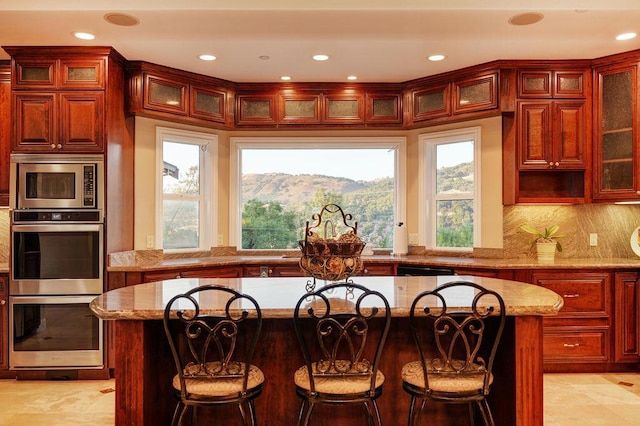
[90,275,563,425]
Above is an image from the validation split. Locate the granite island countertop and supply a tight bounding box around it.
[106,251,640,272]
[90,275,564,320]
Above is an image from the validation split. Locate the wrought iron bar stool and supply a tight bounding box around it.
[401,281,506,426]
[163,284,264,425]
[293,281,391,426]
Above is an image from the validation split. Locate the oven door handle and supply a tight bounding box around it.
[11,224,102,233]
[10,295,99,305]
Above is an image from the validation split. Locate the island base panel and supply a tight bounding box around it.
[114,316,543,425]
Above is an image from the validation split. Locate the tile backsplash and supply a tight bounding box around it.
[0,208,8,263]
[503,204,640,259]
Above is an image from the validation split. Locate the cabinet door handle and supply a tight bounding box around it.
[563,293,580,298]
[175,274,181,279]
[57,144,62,149]
[563,343,581,348]
[0,299,5,305]
[554,162,559,166]
[51,144,56,149]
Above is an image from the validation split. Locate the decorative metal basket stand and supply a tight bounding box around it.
[298,204,365,292]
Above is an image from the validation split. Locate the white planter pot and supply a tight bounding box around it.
[536,241,557,263]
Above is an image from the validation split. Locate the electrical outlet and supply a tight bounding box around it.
[217,234,224,245]
[146,235,154,248]
[589,233,598,246]
[408,233,418,245]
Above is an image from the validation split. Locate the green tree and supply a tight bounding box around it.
[242,199,299,249]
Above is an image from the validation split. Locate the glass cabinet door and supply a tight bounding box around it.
[594,65,637,200]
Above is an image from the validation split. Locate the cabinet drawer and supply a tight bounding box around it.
[243,265,302,277]
[543,329,608,362]
[360,264,395,276]
[533,274,610,318]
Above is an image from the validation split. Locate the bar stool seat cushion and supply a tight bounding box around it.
[294,360,385,394]
[401,360,492,394]
[172,361,265,397]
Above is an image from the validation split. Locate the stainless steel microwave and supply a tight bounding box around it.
[10,154,104,210]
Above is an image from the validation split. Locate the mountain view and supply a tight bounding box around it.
[241,173,394,249]
[240,161,473,250]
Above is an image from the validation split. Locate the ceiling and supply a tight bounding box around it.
[2,0,640,83]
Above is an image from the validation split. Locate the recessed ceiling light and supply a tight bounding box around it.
[259,55,270,60]
[347,75,358,81]
[280,76,291,81]
[73,32,95,40]
[199,54,216,61]
[104,13,140,26]
[312,54,330,61]
[508,12,544,26]
[616,32,637,41]
[428,54,446,62]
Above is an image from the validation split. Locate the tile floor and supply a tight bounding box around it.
[0,373,638,425]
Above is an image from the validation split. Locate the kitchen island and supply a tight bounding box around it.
[91,275,563,425]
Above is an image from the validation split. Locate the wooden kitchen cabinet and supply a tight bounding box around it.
[322,92,364,124]
[189,84,228,124]
[12,91,104,153]
[236,94,277,126]
[0,61,10,206]
[531,271,612,368]
[365,92,402,124]
[143,73,188,116]
[593,61,640,201]
[243,264,303,277]
[4,46,122,154]
[126,61,233,127]
[278,93,321,124]
[452,72,497,114]
[12,57,105,89]
[143,266,243,282]
[359,263,396,276]
[506,64,592,204]
[518,69,587,99]
[517,100,586,170]
[411,71,498,123]
[412,83,451,121]
[614,272,640,363]
[0,275,7,370]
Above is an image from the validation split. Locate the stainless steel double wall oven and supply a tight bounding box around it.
[9,154,105,369]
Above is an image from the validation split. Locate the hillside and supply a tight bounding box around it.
[242,173,371,204]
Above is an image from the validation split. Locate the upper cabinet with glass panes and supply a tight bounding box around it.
[410,71,498,123]
[127,61,232,127]
[11,57,105,90]
[518,69,588,99]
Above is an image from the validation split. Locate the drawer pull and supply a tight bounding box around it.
[563,343,581,348]
[563,293,580,298]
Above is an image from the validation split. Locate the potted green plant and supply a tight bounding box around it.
[519,223,564,262]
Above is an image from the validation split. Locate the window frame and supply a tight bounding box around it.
[418,126,481,251]
[155,126,217,252]
[229,136,406,251]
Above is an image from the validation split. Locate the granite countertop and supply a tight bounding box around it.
[90,275,564,320]
[106,252,640,272]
